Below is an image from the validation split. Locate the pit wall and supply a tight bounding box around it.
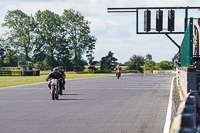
[177,67,197,100]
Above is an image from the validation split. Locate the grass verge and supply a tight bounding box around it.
[0,74,114,88]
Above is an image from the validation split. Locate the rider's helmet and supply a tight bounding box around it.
[55,66,61,71]
[53,68,59,75]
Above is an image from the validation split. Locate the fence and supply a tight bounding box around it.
[180,18,193,67]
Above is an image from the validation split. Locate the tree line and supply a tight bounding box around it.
[93,51,173,72]
[0,9,96,71]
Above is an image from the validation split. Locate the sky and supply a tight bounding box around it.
[0,0,200,63]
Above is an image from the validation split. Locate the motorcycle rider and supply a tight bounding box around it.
[114,65,122,77]
[46,68,64,92]
[55,66,66,90]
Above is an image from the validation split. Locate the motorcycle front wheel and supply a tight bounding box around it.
[52,87,55,100]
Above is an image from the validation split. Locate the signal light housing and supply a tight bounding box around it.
[144,10,151,31]
[168,10,175,31]
[156,10,163,31]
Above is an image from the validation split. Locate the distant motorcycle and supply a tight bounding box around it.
[49,79,62,100]
[116,70,121,79]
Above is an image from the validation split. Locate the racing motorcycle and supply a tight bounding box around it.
[116,70,121,79]
[49,79,62,100]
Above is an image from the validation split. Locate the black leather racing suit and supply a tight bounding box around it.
[46,72,64,90]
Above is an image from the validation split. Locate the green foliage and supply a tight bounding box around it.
[100,51,117,71]
[34,10,63,70]
[144,54,155,72]
[1,9,96,71]
[144,61,156,72]
[0,48,6,66]
[145,54,152,62]
[2,10,35,61]
[155,61,173,70]
[124,54,145,72]
[61,9,96,71]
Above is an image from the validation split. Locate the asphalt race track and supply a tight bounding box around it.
[0,73,175,133]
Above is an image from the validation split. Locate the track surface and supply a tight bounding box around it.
[0,73,174,133]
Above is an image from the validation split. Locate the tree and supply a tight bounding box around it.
[155,61,173,70]
[125,54,145,72]
[100,51,117,71]
[61,9,96,71]
[34,10,63,70]
[0,48,6,66]
[2,10,35,61]
[144,61,156,72]
[144,54,155,72]
[145,54,152,62]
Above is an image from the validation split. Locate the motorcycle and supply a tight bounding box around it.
[49,79,62,100]
[116,70,121,79]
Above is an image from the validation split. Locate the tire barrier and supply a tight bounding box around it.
[170,91,198,133]
[0,70,40,76]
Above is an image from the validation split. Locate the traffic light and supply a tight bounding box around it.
[156,10,163,31]
[168,10,175,31]
[144,10,151,31]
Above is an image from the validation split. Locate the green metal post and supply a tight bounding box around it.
[136,9,138,34]
[165,34,180,49]
[185,7,188,31]
[189,17,193,66]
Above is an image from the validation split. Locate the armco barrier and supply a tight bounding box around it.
[0,70,11,76]
[170,91,198,133]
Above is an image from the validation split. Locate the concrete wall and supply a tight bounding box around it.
[177,67,197,100]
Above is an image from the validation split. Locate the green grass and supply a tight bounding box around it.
[0,74,114,88]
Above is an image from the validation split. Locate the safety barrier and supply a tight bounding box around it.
[170,91,198,133]
[0,70,11,76]
[21,71,40,76]
[0,70,40,76]
[76,71,95,74]
[11,70,21,76]
[153,70,173,73]
[111,70,130,73]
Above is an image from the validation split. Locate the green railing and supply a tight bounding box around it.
[180,18,193,67]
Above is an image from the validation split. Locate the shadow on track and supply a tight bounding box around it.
[58,99,87,101]
[62,94,82,95]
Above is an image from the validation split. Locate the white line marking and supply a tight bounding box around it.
[163,76,175,133]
